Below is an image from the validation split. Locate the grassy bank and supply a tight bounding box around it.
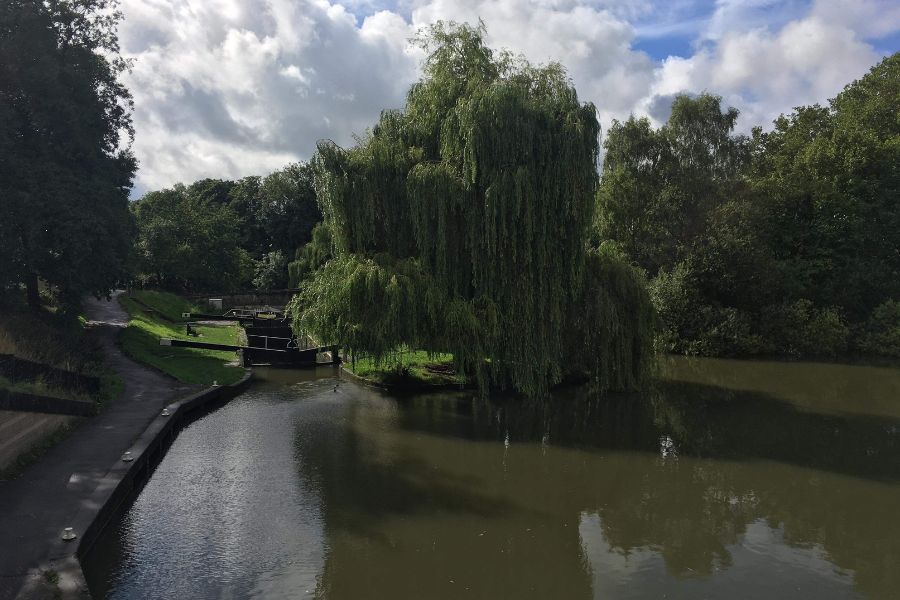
[120,290,245,385]
[0,376,95,402]
[0,308,121,404]
[0,303,121,478]
[345,350,468,388]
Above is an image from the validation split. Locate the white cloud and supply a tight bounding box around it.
[702,0,805,43]
[409,0,657,123]
[118,0,898,193]
[120,0,419,191]
[811,0,900,39]
[647,1,885,130]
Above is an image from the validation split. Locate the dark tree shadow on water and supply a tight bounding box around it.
[293,381,900,599]
[384,380,900,484]
[650,380,900,483]
[293,401,595,599]
[293,405,521,546]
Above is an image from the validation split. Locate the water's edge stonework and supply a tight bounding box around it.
[15,371,252,600]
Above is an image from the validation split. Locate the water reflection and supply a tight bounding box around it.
[657,355,900,420]
[82,370,340,600]
[84,358,900,599]
[299,361,899,599]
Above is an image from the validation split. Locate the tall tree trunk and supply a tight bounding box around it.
[25,273,40,309]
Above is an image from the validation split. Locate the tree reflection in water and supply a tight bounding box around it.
[296,359,899,599]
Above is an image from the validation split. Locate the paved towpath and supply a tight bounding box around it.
[0,293,199,599]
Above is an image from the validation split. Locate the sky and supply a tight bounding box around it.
[117,0,900,196]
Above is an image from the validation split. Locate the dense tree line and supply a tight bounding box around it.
[1,0,135,309]
[597,53,899,357]
[289,23,655,397]
[130,163,320,292]
[6,0,895,372]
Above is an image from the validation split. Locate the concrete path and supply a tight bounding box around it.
[0,293,199,600]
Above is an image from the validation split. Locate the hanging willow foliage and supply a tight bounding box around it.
[290,253,442,358]
[289,21,655,397]
[568,244,658,391]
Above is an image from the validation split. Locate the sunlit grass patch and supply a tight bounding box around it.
[346,350,467,387]
[120,291,245,386]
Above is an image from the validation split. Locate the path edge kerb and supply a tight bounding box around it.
[64,371,252,596]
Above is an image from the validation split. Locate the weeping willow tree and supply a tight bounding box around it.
[289,22,654,397]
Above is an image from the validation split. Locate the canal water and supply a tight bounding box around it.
[82,357,900,599]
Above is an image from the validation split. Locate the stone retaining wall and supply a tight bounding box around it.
[0,390,95,417]
[14,371,252,600]
[75,371,253,562]
[0,355,101,397]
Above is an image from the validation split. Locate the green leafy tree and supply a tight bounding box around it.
[856,300,900,357]
[0,0,136,308]
[253,250,288,291]
[596,94,749,275]
[751,53,900,320]
[186,178,236,207]
[131,186,252,291]
[287,222,333,288]
[593,117,673,272]
[291,22,654,396]
[211,164,320,261]
[132,162,322,291]
[257,162,321,256]
[226,176,267,256]
[606,54,898,358]
[597,95,765,357]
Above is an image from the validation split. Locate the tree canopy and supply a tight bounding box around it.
[750,53,900,321]
[596,94,749,275]
[290,22,655,396]
[598,53,900,358]
[130,162,321,292]
[130,185,252,292]
[0,0,135,308]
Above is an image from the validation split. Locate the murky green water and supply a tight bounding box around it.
[82,357,900,599]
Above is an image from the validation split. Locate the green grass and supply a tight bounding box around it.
[346,350,468,387]
[120,290,245,386]
[126,289,200,322]
[0,299,123,481]
[0,375,93,402]
[0,306,121,405]
[96,372,124,408]
[0,309,96,371]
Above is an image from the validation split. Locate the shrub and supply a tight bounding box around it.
[694,306,769,356]
[762,300,849,357]
[649,261,700,353]
[855,300,900,357]
[253,251,288,291]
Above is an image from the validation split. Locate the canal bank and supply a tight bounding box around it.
[0,295,250,600]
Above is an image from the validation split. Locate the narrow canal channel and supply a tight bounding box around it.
[82,358,900,599]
